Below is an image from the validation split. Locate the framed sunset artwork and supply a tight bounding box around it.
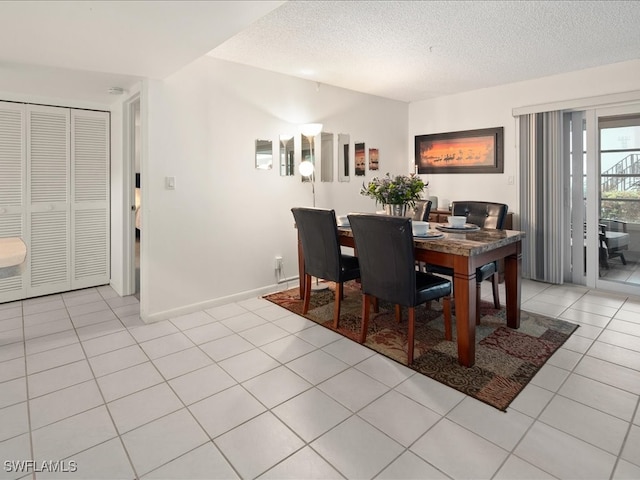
[414,127,504,174]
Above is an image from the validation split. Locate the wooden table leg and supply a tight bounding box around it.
[453,257,476,367]
[505,241,522,329]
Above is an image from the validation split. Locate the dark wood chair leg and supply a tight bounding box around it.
[360,294,370,343]
[491,274,500,309]
[303,274,312,314]
[407,307,416,364]
[373,297,379,313]
[476,281,482,325]
[443,296,452,341]
[395,304,401,323]
[333,282,343,329]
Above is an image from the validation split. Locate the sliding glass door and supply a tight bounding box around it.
[596,111,640,290]
[568,112,586,285]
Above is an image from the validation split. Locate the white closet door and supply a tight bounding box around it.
[0,102,26,302]
[71,110,110,289]
[26,105,71,297]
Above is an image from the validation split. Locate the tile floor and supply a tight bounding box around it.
[600,254,640,285]
[0,279,639,480]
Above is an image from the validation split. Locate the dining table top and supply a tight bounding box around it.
[337,224,524,257]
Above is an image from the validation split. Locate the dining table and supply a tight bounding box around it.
[296,224,524,367]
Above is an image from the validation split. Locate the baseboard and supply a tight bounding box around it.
[142,279,300,324]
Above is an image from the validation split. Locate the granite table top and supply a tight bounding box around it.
[338,224,524,257]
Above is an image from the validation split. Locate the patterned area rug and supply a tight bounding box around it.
[263,281,579,411]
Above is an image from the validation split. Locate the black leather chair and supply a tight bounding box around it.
[348,214,452,364]
[428,201,508,324]
[412,199,432,222]
[291,207,360,329]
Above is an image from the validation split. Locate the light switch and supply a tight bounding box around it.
[165,176,176,190]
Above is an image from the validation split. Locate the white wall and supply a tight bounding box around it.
[408,59,640,219]
[6,56,638,318]
[141,57,408,320]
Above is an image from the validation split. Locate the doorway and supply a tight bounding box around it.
[123,94,141,298]
[132,99,141,298]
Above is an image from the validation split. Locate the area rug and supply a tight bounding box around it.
[263,281,579,411]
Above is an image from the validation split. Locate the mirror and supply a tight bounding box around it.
[301,133,314,182]
[255,139,273,170]
[320,132,334,182]
[301,134,312,163]
[355,142,365,176]
[338,133,350,182]
[279,135,294,176]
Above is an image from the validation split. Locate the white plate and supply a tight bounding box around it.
[413,231,444,239]
[436,224,481,233]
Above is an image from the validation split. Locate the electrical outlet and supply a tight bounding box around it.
[275,256,283,274]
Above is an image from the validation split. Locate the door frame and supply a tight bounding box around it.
[122,93,140,296]
[587,102,640,295]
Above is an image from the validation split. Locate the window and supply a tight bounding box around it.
[599,115,640,223]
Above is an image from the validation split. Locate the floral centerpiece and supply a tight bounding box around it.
[360,173,426,215]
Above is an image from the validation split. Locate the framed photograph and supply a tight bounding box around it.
[369,148,379,171]
[355,142,365,176]
[414,127,504,174]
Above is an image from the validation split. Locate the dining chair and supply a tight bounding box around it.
[427,201,508,324]
[348,213,452,364]
[291,207,360,329]
[599,218,629,267]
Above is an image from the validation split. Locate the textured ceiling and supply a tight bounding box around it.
[0,1,638,105]
[208,0,640,102]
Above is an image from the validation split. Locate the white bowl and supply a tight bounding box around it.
[447,216,466,228]
[412,221,429,236]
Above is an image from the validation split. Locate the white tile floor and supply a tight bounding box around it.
[0,279,639,480]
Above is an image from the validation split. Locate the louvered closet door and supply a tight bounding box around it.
[26,105,71,297]
[71,110,110,289]
[0,102,26,302]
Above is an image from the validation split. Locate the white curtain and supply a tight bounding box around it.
[519,111,566,283]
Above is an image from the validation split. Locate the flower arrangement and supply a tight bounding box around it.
[360,173,427,208]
